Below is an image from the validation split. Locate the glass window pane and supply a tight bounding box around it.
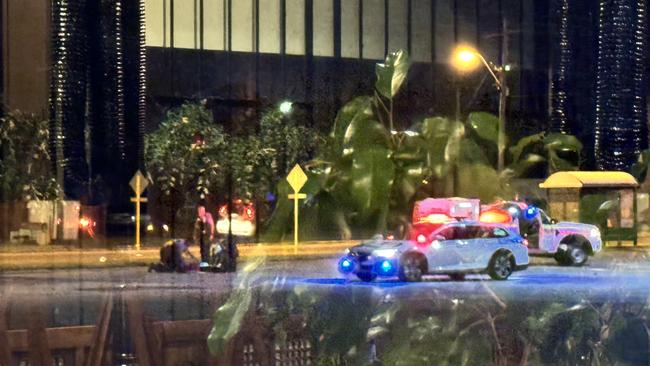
[437,228,455,240]
[362,0,385,60]
[174,0,196,49]
[231,0,253,52]
[285,0,305,55]
[313,0,334,57]
[387,0,407,53]
[411,0,431,62]
[457,0,477,45]
[145,0,165,47]
[434,0,452,63]
[341,0,360,58]
[492,228,509,238]
[259,0,281,53]
[203,0,226,50]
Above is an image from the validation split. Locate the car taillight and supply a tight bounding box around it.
[416,234,427,244]
[243,206,255,221]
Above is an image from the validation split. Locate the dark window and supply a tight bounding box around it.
[436,227,456,240]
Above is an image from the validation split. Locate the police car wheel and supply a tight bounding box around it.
[567,244,588,266]
[488,251,514,280]
[357,272,377,282]
[399,255,423,282]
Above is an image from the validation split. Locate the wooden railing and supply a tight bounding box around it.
[0,294,313,365]
[0,295,112,366]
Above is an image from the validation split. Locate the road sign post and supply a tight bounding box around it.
[129,171,149,250]
[286,165,308,254]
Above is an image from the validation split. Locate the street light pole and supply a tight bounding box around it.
[452,42,509,172]
[497,19,509,173]
[497,71,507,173]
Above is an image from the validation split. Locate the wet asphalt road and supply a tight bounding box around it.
[1,253,650,305]
[2,254,648,360]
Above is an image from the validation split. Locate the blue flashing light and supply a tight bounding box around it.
[524,205,538,220]
[339,258,354,273]
[380,260,393,274]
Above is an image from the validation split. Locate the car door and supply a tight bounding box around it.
[537,211,557,252]
[477,226,515,266]
[425,225,470,270]
[452,225,485,269]
[426,226,460,271]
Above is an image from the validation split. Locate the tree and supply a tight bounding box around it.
[144,103,226,233]
[0,111,60,201]
[144,103,320,234]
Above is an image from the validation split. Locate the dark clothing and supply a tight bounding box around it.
[152,239,194,273]
[194,218,211,263]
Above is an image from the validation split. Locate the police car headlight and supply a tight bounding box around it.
[590,228,600,238]
[373,249,397,258]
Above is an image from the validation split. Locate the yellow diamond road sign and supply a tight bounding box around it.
[129,170,149,195]
[286,164,308,192]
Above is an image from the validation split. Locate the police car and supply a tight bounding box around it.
[338,221,529,282]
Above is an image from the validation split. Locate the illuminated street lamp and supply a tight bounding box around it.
[451,45,509,172]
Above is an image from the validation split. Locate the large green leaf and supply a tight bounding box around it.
[509,132,545,162]
[544,133,583,150]
[418,117,465,179]
[300,191,352,240]
[509,153,547,177]
[342,103,391,156]
[331,96,373,157]
[456,163,511,201]
[375,50,411,99]
[391,163,424,204]
[458,138,490,165]
[349,149,395,219]
[631,149,650,183]
[467,112,499,144]
[544,133,583,173]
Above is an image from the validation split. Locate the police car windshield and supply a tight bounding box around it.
[539,209,553,225]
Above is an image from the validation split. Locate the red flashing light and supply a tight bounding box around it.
[416,234,427,244]
[479,210,512,224]
[79,217,90,228]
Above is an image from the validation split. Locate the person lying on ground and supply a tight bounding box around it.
[148,238,199,273]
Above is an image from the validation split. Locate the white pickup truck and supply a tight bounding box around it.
[519,208,602,266]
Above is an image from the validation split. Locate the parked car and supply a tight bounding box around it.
[338,221,529,282]
[106,213,151,236]
[216,200,256,238]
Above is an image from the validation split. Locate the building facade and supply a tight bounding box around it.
[595,0,648,170]
[144,0,552,136]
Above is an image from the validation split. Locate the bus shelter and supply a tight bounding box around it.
[539,171,638,246]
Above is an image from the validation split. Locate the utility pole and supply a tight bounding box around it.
[497,19,509,173]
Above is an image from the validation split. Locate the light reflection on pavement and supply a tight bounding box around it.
[1,255,650,302]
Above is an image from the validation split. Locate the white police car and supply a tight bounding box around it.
[338,221,529,282]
